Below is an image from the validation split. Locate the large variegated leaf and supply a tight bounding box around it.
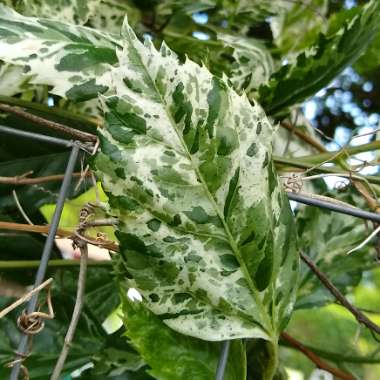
[94,19,299,342]
[259,0,380,115]
[218,34,274,96]
[0,5,120,102]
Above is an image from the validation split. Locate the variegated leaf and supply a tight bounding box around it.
[0,5,120,102]
[218,34,274,96]
[0,62,32,96]
[89,0,140,35]
[260,0,380,115]
[22,0,101,25]
[94,19,299,342]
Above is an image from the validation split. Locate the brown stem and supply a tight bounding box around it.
[0,221,119,252]
[0,172,90,185]
[0,221,71,237]
[280,332,355,380]
[280,121,326,153]
[300,252,380,335]
[0,103,97,143]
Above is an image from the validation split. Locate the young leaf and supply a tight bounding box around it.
[259,0,380,115]
[94,19,299,342]
[0,5,120,102]
[121,291,246,380]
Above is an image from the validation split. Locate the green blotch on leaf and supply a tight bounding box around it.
[220,254,240,271]
[147,219,161,232]
[173,293,192,304]
[66,79,108,102]
[55,47,117,71]
[184,206,211,224]
[246,143,258,157]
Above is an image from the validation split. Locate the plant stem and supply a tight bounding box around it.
[274,156,380,185]
[280,339,380,364]
[281,333,355,380]
[280,121,326,152]
[300,252,380,335]
[263,340,278,380]
[0,172,90,185]
[296,140,380,164]
[0,95,99,127]
[0,259,111,269]
[0,221,71,237]
[50,244,88,380]
[0,103,97,143]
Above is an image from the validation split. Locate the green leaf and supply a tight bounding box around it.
[0,266,130,379]
[94,19,299,342]
[355,31,380,74]
[120,292,246,380]
[218,34,274,96]
[259,0,380,115]
[0,5,120,102]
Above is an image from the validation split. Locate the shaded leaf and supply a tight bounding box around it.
[259,0,380,115]
[295,204,373,309]
[120,292,246,380]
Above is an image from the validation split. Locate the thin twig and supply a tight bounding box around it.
[0,95,100,127]
[12,190,34,225]
[0,259,111,269]
[300,252,380,335]
[0,221,71,237]
[0,278,53,319]
[281,332,355,380]
[0,103,97,143]
[50,243,88,380]
[0,221,119,251]
[347,225,380,255]
[0,172,90,185]
[280,121,326,152]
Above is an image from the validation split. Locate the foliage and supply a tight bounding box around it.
[0,1,380,380]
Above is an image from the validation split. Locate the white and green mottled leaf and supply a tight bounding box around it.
[120,289,246,380]
[0,62,32,96]
[21,0,101,25]
[218,34,274,96]
[270,0,328,56]
[94,19,299,342]
[0,5,120,102]
[89,0,140,35]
